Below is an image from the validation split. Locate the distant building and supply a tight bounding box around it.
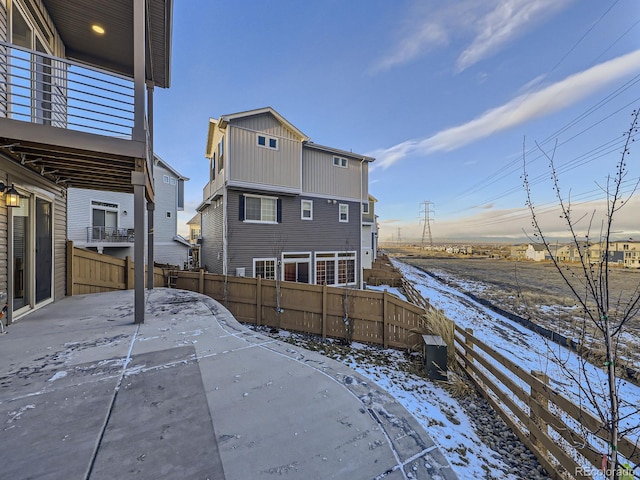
[197,107,375,287]
[68,156,191,267]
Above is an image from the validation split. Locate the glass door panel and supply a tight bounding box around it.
[12,196,30,310]
[35,198,52,304]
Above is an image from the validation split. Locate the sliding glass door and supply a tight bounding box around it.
[12,193,52,316]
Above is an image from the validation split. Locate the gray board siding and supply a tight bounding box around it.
[200,199,224,274]
[226,190,360,281]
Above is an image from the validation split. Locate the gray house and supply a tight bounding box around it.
[0,0,172,324]
[198,107,375,288]
[67,156,190,267]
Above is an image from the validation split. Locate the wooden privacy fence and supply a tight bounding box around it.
[66,241,164,295]
[455,325,639,480]
[169,269,433,350]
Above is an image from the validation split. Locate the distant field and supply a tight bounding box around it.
[384,246,640,373]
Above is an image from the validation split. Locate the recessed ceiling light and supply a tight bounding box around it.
[92,24,105,35]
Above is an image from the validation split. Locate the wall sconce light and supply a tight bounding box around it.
[122,210,128,216]
[0,182,20,207]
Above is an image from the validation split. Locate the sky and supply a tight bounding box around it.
[153,0,640,244]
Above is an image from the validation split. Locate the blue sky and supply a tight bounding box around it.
[154,0,640,243]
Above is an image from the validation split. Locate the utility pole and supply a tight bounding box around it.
[396,228,402,245]
[419,201,434,250]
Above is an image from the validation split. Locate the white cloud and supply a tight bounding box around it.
[370,49,640,170]
[372,0,573,73]
[456,0,573,72]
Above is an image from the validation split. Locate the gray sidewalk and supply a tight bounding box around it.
[0,288,458,480]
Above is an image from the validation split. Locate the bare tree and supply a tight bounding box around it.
[522,109,640,479]
[271,234,287,333]
[341,240,357,346]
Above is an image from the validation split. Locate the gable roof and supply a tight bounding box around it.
[154,154,188,180]
[218,107,310,142]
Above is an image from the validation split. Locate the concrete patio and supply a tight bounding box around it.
[0,288,458,480]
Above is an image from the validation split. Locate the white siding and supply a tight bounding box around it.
[154,164,178,242]
[154,241,190,268]
[67,188,135,245]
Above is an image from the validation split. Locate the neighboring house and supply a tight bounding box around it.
[186,213,201,268]
[67,156,190,267]
[0,0,173,324]
[198,107,375,288]
[510,244,528,260]
[525,244,547,261]
[607,239,640,268]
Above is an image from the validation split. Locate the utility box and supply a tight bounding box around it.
[422,335,448,381]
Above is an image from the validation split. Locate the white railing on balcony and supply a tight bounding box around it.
[87,226,135,243]
[0,42,135,139]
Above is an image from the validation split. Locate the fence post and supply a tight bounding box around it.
[464,328,474,367]
[199,268,204,294]
[256,276,262,326]
[66,240,74,296]
[322,283,327,339]
[383,289,388,349]
[125,256,133,290]
[530,370,549,458]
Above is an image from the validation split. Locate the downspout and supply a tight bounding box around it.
[359,157,365,289]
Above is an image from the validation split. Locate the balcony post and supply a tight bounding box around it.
[147,202,154,290]
[132,0,146,143]
[132,170,146,324]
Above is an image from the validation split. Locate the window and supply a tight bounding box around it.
[163,175,169,184]
[218,137,225,173]
[257,134,279,150]
[301,200,313,220]
[315,251,356,286]
[333,156,348,168]
[91,200,118,241]
[362,202,370,214]
[243,194,278,223]
[338,252,356,284]
[254,259,276,279]
[315,253,336,285]
[211,153,216,180]
[339,204,349,222]
[169,177,176,186]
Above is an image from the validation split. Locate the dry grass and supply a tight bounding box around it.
[387,248,640,375]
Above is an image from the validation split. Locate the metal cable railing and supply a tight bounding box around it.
[0,42,135,139]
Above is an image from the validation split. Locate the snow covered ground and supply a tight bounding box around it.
[265,260,639,479]
[391,259,640,477]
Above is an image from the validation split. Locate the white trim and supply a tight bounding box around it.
[313,250,357,286]
[257,133,279,151]
[301,199,313,220]
[253,257,277,279]
[243,193,278,223]
[332,156,348,168]
[339,203,349,223]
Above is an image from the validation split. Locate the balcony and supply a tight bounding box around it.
[1,42,135,138]
[86,227,135,244]
[0,43,151,196]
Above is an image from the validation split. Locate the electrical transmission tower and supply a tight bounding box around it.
[419,201,434,249]
[396,228,402,245]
